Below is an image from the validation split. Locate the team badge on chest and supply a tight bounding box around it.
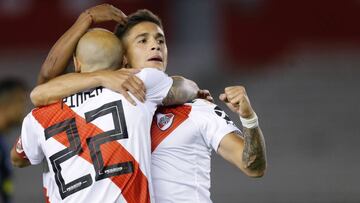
[156,113,175,131]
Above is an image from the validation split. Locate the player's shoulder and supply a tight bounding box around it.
[154,99,212,116]
[187,99,217,109]
[22,108,43,128]
[137,67,171,94]
[184,99,221,117]
[137,67,166,79]
[31,101,63,116]
[188,99,236,126]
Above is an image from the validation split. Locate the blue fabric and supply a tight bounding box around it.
[0,134,12,203]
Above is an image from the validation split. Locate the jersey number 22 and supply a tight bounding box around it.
[45,100,132,199]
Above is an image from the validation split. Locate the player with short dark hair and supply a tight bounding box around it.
[115,9,163,40]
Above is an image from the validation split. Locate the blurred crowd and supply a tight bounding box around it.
[0,79,27,203]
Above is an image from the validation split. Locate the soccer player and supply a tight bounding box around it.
[150,86,266,202]
[10,28,198,202]
[115,10,266,203]
[0,79,27,203]
[26,5,267,203]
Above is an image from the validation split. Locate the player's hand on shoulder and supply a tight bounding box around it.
[197,89,214,103]
[219,86,255,118]
[85,4,127,24]
[97,68,146,105]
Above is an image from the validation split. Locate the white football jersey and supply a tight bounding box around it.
[21,68,172,203]
[151,99,240,203]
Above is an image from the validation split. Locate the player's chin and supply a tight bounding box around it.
[146,61,165,72]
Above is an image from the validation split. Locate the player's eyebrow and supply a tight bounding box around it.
[155,33,165,39]
[134,32,165,40]
[135,33,149,40]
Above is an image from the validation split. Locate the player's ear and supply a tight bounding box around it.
[73,54,81,73]
[122,55,129,68]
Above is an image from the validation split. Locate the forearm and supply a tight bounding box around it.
[31,72,102,106]
[241,126,266,177]
[38,12,92,84]
[162,76,199,106]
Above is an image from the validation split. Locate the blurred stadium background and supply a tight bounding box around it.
[1,0,360,202]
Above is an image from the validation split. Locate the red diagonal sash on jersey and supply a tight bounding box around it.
[151,105,191,152]
[32,102,150,203]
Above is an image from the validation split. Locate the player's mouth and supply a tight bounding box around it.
[148,55,163,63]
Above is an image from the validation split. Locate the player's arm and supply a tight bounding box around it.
[11,114,45,168]
[37,4,127,84]
[31,69,145,107]
[37,11,91,84]
[10,137,31,168]
[217,86,266,177]
[162,76,200,106]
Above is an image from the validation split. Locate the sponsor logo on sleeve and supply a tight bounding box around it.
[214,106,234,125]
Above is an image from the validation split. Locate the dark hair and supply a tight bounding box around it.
[114,9,163,39]
[0,78,27,100]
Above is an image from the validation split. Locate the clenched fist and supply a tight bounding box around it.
[219,86,255,118]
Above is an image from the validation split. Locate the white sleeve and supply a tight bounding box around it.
[193,102,240,151]
[21,112,44,165]
[136,68,173,105]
